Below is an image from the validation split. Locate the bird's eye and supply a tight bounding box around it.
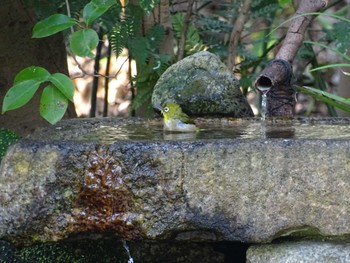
[164,107,169,112]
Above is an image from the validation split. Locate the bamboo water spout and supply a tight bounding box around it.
[255,0,328,117]
[255,59,294,117]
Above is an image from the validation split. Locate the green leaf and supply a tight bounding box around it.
[109,4,144,57]
[278,0,291,7]
[70,29,99,58]
[171,13,205,55]
[131,82,154,111]
[92,0,116,5]
[139,0,160,13]
[325,21,350,54]
[83,0,115,26]
[296,85,350,113]
[171,13,184,39]
[268,12,350,38]
[49,73,75,102]
[128,37,150,66]
[309,63,350,72]
[32,14,77,38]
[109,23,127,57]
[2,80,41,113]
[14,66,50,83]
[40,84,68,125]
[304,40,350,62]
[146,24,165,51]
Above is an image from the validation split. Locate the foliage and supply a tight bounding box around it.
[2,0,121,124]
[5,0,350,120]
[32,14,77,38]
[70,29,99,58]
[2,67,74,124]
[190,0,284,95]
[296,85,350,113]
[139,0,160,13]
[172,13,206,56]
[0,129,20,163]
[296,10,350,115]
[83,0,116,26]
[109,3,173,114]
[194,1,350,115]
[4,0,170,120]
[131,53,173,114]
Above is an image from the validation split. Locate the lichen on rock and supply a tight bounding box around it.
[152,51,253,117]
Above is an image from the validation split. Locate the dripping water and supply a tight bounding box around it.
[122,240,134,263]
[260,93,267,121]
[260,93,268,139]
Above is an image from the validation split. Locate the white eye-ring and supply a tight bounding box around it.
[163,107,169,112]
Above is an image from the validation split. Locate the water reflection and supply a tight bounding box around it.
[79,118,350,143]
[163,132,197,140]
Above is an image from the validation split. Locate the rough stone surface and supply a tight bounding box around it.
[151,51,253,117]
[0,239,225,263]
[1,117,350,247]
[247,241,350,263]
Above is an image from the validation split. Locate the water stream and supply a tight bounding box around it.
[260,93,267,121]
[260,94,268,139]
[122,240,134,263]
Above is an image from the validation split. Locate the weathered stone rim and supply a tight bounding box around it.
[27,116,350,143]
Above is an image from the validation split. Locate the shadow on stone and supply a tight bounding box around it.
[0,238,251,263]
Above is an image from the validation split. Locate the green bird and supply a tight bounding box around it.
[156,102,198,132]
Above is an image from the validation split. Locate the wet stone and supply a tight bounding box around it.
[1,117,350,262]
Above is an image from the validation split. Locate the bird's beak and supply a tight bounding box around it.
[153,104,162,112]
[153,103,162,114]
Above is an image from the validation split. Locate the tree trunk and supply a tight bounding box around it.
[0,0,76,136]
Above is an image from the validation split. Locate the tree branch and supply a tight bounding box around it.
[227,0,253,71]
[177,0,195,61]
[276,0,328,62]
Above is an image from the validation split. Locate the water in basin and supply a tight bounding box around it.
[77,118,350,143]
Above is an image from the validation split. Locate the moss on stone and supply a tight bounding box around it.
[0,128,20,163]
[151,51,253,117]
[1,239,126,263]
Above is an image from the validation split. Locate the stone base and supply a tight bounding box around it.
[247,241,350,263]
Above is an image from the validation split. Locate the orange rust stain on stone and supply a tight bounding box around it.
[70,149,141,239]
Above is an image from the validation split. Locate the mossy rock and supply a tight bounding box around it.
[152,51,253,117]
[0,128,20,163]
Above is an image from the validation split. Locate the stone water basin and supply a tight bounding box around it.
[1,117,350,247]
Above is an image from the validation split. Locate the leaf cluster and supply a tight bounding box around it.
[3,0,120,124]
[2,67,74,124]
[172,12,206,56]
[295,10,350,115]
[108,3,173,114]
[8,0,350,120]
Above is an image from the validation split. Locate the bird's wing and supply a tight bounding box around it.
[180,112,195,124]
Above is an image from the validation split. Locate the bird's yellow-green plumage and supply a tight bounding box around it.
[159,102,198,132]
